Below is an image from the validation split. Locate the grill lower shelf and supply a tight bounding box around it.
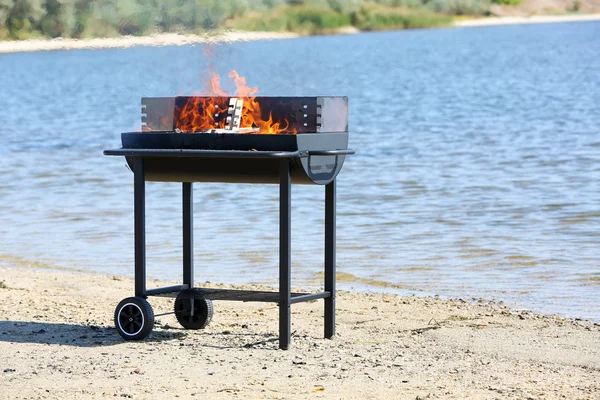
[147,286,331,303]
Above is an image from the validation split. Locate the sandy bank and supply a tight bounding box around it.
[456,13,600,27]
[0,31,298,54]
[0,265,598,399]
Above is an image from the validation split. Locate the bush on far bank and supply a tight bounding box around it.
[351,3,453,30]
[492,0,523,5]
[228,5,351,34]
[426,0,492,16]
[0,0,524,40]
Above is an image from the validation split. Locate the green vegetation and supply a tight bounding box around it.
[428,0,492,16]
[492,0,522,5]
[228,5,352,35]
[351,4,453,30]
[0,0,525,41]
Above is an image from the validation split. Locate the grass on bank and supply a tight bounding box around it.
[227,6,352,35]
[227,4,452,34]
[351,4,453,30]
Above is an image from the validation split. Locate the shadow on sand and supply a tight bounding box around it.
[0,320,187,347]
[0,320,283,349]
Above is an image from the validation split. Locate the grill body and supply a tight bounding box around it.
[121,132,349,185]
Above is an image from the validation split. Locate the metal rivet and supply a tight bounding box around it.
[303,123,308,127]
[303,105,307,109]
[303,114,307,118]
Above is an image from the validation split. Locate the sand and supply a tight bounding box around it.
[0,31,298,54]
[455,13,600,27]
[0,264,598,399]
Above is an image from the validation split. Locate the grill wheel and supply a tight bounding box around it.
[174,289,214,330]
[114,297,154,340]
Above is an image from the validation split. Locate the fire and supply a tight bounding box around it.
[173,70,296,135]
[175,96,228,133]
[142,114,174,132]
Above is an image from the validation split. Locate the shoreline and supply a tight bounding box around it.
[0,265,599,398]
[0,31,299,54]
[2,253,597,323]
[455,13,600,27]
[0,13,598,54]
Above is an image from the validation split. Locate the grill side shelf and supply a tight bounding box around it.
[104,149,355,158]
[103,149,307,158]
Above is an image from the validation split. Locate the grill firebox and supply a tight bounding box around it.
[104,96,354,349]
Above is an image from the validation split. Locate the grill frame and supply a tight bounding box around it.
[104,96,354,349]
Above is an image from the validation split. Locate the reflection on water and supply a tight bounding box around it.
[0,22,599,320]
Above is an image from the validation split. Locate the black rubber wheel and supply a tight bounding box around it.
[174,289,214,330]
[114,297,154,340]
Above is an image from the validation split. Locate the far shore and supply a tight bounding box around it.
[1,13,599,54]
[455,13,600,27]
[0,31,299,54]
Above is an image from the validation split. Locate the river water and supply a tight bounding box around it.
[1,22,598,320]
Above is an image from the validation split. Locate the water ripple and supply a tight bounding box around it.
[0,23,599,320]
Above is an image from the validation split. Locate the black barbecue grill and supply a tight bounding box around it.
[104,96,354,349]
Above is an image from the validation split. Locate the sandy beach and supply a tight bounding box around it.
[0,31,298,54]
[0,264,598,399]
[455,13,600,27]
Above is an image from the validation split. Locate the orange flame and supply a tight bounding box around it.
[173,70,296,135]
[175,96,228,133]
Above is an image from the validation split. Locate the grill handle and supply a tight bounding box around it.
[305,149,355,157]
[301,148,354,184]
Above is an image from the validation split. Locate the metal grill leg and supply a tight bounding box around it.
[324,180,336,338]
[134,158,146,297]
[279,159,292,350]
[183,182,194,289]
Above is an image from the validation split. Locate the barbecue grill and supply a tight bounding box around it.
[104,95,354,349]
